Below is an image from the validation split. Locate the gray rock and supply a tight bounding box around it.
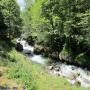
[75,80,81,86]
[57,73,61,76]
[0,71,3,77]
[48,66,53,70]
[54,67,60,71]
[87,71,90,75]
[71,66,75,70]
[15,43,23,52]
[70,79,76,85]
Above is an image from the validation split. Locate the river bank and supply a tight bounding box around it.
[16,38,90,88]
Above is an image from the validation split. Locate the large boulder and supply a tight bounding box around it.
[59,50,72,62]
[15,43,23,52]
[34,48,42,55]
[34,44,43,55]
[50,52,59,59]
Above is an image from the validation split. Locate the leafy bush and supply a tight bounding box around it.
[26,35,37,46]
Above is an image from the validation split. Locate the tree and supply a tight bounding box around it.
[41,0,90,66]
[0,0,22,39]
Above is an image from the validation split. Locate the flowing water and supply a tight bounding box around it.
[16,38,90,88]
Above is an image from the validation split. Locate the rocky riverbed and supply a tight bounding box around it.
[47,62,90,88]
[16,38,90,88]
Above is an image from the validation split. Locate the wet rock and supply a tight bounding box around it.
[34,44,43,55]
[57,73,60,76]
[71,66,75,70]
[75,80,81,86]
[70,79,76,85]
[54,67,60,71]
[48,66,53,70]
[59,52,73,62]
[41,47,50,53]
[71,74,78,80]
[26,51,33,56]
[77,73,80,77]
[52,63,56,67]
[50,52,59,59]
[87,71,90,75]
[59,51,69,60]
[15,43,23,52]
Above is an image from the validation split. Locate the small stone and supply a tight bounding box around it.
[77,73,80,76]
[55,67,60,71]
[72,66,75,70]
[75,80,81,86]
[48,66,53,70]
[87,71,90,75]
[57,73,60,76]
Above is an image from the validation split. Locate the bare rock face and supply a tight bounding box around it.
[57,73,61,76]
[70,79,81,86]
[59,52,72,61]
[15,43,23,52]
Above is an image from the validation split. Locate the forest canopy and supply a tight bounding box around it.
[22,0,90,68]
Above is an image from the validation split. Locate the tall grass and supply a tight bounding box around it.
[0,40,89,90]
[6,50,36,90]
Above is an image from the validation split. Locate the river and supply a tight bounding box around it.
[16,38,90,88]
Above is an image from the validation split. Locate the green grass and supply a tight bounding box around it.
[7,50,36,90]
[5,49,90,90]
[0,39,89,90]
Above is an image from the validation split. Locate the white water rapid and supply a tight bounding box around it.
[16,38,47,64]
[16,38,90,88]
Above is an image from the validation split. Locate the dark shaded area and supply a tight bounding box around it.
[26,36,37,46]
[15,43,23,52]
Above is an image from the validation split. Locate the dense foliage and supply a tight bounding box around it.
[41,0,90,67]
[0,0,22,39]
[22,0,90,68]
[0,0,90,89]
[0,0,90,68]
